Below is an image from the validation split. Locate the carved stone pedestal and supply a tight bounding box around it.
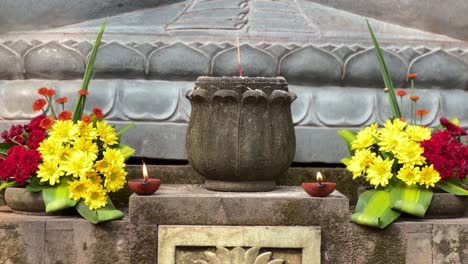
[129,184,350,264]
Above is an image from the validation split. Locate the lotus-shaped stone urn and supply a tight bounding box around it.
[186,77,296,191]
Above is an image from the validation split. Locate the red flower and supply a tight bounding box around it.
[92,107,104,118]
[396,90,407,97]
[416,109,429,116]
[7,145,26,160]
[46,89,56,97]
[439,117,467,137]
[9,125,23,137]
[27,129,46,149]
[0,158,16,181]
[39,117,55,130]
[58,110,73,121]
[408,73,417,79]
[32,98,47,111]
[1,130,9,142]
[410,95,420,101]
[25,115,46,132]
[13,135,25,144]
[19,149,41,176]
[55,97,69,104]
[78,90,89,96]
[82,115,92,124]
[37,87,49,96]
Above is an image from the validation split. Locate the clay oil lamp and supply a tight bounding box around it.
[302,172,336,197]
[127,161,161,195]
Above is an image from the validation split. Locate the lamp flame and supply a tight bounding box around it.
[316,172,323,183]
[142,161,149,180]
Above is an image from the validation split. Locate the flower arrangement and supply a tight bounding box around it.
[0,21,135,223]
[339,20,468,229]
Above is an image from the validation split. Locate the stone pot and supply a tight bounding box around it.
[186,77,296,192]
[425,192,468,218]
[4,187,45,215]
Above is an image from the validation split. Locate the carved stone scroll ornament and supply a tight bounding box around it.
[194,247,285,264]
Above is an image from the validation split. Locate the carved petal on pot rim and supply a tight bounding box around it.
[186,87,209,103]
[269,90,294,104]
[241,89,268,103]
[212,89,239,102]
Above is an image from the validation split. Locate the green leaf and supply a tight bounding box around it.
[341,157,351,166]
[42,180,78,213]
[0,142,14,155]
[72,20,106,122]
[366,19,401,118]
[75,197,124,224]
[116,123,134,137]
[351,188,401,229]
[25,176,48,192]
[437,180,468,196]
[337,129,357,155]
[116,144,135,161]
[390,182,433,217]
[0,180,18,191]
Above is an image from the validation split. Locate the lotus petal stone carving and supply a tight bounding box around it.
[186,77,295,191]
[279,45,342,85]
[197,247,285,264]
[0,44,23,79]
[24,41,85,79]
[343,48,407,87]
[134,43,157,57]
[6,40,33,56]
[72,40,93,56]
[212,44,276,77]
[93,42,146,78]
[148,43,210,80]
[410,49,468,89]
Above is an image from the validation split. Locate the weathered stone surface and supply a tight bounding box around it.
[406,233,432,264]
[148,43,210,80]
[93,42,146,78]
[432,223,468,263]
[212,45,276,77]
[279,46,342,85]
[129,224,158,264]
[158,225,321,264]
[130,185,349,263]
[24,41,85,79]
[0,44,23,79]
[344,48,407,87]
[410,49,468,89]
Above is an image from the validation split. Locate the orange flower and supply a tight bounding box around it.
[46,89,56,97]
[400,117,406,122]
[396,90,407,97]
[37,87,49,96]
[408,73,417,80]
[410,95,420,101]
[78,90,89,96]
[92,107,104,118]
[39,117,55,129]
[82,115,92,124]
[32,98,47,111]
[55,97,69,104]
[415,109,429,116]
[58,110,72,120]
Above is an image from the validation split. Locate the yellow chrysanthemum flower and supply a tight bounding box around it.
[397,166,420,185]
[418,165,441,188]
[96,121,118,147]
[377,129,409,153]
[77,121,98,141]
[383,118,407,132]
[86,171,102,186]
[352,123,378,150]
[38,138,70,162]
[405,125,431,142]
[72,138,98,161]
[103,148,125,166]
[346,149,376,179]
[95,159,110,174]
[48,120,79,143]
[37,158,64,185]
[68,179,90,201]
[394,140,426,167]
[103,167,127,192]
[84,185,108,210]
[366,156,394,188]
[62,151,95,179]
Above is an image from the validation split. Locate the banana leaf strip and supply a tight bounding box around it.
[351,188,401,229]
[390,182,433,217]
[76,198,124,224]
[437,180,468,196]
[42,180,78,213]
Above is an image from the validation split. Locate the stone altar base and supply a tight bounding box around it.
[129,185,350,263]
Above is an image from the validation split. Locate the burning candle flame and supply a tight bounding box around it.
[316,172,323,183]
[142,161,149,180]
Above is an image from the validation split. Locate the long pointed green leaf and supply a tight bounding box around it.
[116,144,135,161]
[42,180,78,213]
[0,180,18,191]
[116,123,134,137]
[76,197,124,224]
[337,129,357,155]
[390,182,433,217]
[366,19,401,118]
[437,180,468,196]
[351,189,401,229]
[72,20,107,122]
